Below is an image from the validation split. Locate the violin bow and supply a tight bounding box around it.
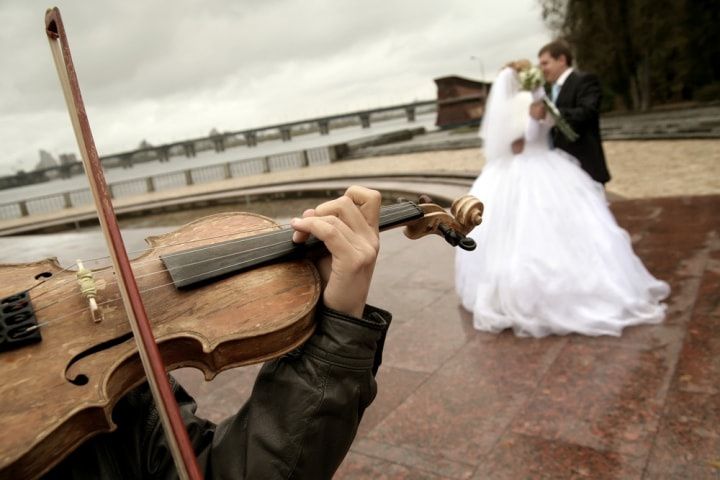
[44,8,202,480]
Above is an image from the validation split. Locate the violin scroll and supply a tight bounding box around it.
[403,195,484,250]
[450,195,484,234]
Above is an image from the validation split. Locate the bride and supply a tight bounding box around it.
[455,61,670,337]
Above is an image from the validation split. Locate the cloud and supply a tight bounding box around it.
[0,0,550,174]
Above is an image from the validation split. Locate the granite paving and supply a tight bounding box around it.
[170,192,720,479]
[2,137,719,478]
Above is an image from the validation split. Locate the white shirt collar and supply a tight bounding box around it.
[556,67,574,87]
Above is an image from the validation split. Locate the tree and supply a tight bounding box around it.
[684,0,720,101]
[539,0,720,111]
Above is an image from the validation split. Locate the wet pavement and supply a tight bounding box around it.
[1,162,718,477]
[171,194,719,479]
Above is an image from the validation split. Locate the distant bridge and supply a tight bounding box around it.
[20,100,437,182]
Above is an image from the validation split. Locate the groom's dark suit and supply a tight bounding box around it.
[552,71,611,184]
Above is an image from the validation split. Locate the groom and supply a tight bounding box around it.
[530,40,611,185]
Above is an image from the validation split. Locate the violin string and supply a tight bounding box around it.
[28,267,114,316]
[25,263,78,294]
[25,243,325,331]
[21,202,417,270]
[30,229,297,318]
[31,228,300,317]
[27,204,423,305]
[23,203,422,308]
[12,203,418,290]
[78,223,289,266]
[119,202,417,267]
[88,202,419,267]
[14,260,89,308]
[22,224,288,298]
[23,204,425,325]
[10,224,293,298]
[30,202,415,276]
[24,204,427,333]
[114,204,423,284]
[0,222,294,286]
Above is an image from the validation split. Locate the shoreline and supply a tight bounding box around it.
[0,138,717,235]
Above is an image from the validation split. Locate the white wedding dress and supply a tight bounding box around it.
[455,67,669,337]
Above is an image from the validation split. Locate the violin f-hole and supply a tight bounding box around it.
[69,374,89,386]
[34,271,53,280]
[64,332,134,386]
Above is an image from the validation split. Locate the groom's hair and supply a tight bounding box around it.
[538,40,573,66]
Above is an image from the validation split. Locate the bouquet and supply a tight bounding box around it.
[518,66,578,142]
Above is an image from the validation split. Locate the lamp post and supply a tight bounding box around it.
[470,55,485,81]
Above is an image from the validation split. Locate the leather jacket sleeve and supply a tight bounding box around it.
[45,304,391,480]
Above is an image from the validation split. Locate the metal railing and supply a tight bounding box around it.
[0,145,337,221]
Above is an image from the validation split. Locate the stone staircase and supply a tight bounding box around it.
[601,104,720,140]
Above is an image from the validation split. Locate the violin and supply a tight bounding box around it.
[0,195,482,479]
[1,7,485,479]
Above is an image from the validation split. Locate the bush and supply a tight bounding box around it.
[600,84,616,113]
[693,83,720,102]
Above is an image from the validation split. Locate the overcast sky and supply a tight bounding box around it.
[0,0,550,175]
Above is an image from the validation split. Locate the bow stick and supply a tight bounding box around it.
[44,8,202,480]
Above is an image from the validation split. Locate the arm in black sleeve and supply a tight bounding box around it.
[558,73,602,129]
[204,304,391,479]
[46,305,391,480]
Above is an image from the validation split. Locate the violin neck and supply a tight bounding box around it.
[161,201,424,289]
[377,200,425,232]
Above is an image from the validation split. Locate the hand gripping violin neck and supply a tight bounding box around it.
[161,196,483,289]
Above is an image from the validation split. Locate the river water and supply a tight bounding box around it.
[1,113,436,204]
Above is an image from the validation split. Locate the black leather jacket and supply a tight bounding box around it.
[44,305,391,480]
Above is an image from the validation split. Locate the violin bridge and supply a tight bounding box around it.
[76,260,102,323]
[0,291,41,352]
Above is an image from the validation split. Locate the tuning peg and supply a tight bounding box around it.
[459,237,476,251]
[417,194,433,204]
[438,224,476,251]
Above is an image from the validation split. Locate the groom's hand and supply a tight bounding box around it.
[511,138,525,154]
[530,101,546,120]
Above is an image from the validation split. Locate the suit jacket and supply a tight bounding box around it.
[552,70,611,184]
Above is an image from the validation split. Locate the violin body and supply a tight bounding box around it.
[0,212,320,479]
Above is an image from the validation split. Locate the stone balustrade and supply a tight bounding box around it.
[0,145,339,220]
